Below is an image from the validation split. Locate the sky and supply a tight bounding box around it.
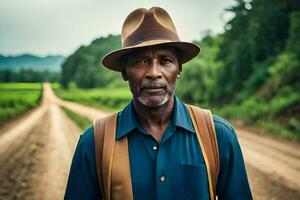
[0,0,235,57]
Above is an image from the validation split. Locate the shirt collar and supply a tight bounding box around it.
[116,96,195,140]
[173,96,195,133]
[116,101,138,140]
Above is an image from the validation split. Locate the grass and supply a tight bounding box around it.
[0,83,42,126]
[54,84,131,111]
[61,107,92,130]
[0,82,42,91]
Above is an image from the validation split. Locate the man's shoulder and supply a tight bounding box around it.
[78,125,95,149]
[213,115,234,133]
[178,100,235,136]
[212,114,239,146]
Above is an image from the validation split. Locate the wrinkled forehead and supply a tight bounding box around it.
[124,46,179,60]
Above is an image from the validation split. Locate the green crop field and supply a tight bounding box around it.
[54,84,131,111]
[0,83,42,126]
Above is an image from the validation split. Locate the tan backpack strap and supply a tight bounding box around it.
[94,113,118,200]
[94,113,133,200]
[187,105,220,200]
[111,133,133,200]
[94,117,106,198]
[102,113,117,200]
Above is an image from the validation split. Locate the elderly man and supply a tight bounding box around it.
[64,7,252,200]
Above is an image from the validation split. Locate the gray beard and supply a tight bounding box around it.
[137,93,170,107]
[128,80,176,107]
[136,86,175,107]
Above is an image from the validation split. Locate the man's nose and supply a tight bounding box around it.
[145,59,162,79]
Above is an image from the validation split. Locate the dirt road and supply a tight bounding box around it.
[0,83,299,199]
[0,84,88,200]
[238,130,300,199]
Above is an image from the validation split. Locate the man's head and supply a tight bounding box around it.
[101,7,200,106]
[121,46,181,107]
[101,7,200,71]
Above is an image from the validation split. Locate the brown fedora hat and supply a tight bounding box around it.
[101,7,200,71]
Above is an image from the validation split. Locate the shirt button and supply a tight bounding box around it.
[160,176,166,182]
[152,145,158,151]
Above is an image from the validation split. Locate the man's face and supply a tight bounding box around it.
[123,46,180,107]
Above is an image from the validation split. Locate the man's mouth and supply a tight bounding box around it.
[142,85,166,93]
[144,88,164,92]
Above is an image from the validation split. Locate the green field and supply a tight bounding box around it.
[0,83,42,126]
[54,84,131,111]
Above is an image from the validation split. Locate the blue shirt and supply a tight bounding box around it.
[64,97,252,200]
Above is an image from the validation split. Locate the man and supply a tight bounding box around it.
[64,7,252,200]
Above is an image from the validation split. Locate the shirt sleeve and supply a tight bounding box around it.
[214,116,253,200]
[64,126,102,200]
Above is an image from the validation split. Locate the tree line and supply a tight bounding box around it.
[0,69,60,83]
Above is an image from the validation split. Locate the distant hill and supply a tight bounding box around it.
[0,54,65,72]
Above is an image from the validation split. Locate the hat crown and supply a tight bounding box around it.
[101,7,200,72]
[121,7,180,48]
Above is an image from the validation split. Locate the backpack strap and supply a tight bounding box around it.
[94,113,133,200]
[94,116,105,199]
[94,105,219,200]
[187,105,220,200]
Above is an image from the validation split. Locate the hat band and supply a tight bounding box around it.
[123,27,180,47]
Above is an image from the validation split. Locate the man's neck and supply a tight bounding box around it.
[132,96,175,143]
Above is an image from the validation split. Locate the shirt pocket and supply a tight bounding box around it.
[181,163,210,200]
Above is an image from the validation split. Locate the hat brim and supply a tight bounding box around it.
[101,40,200,71]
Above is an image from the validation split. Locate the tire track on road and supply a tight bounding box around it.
[0,107,50,200]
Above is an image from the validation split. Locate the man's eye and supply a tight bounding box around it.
[161,57,172,64]
[136,59,147,64]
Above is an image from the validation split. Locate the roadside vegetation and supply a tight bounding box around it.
[54,83,131,111]
[0,83,42,126]
[61,107,92,130]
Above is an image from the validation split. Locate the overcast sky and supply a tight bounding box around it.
[0,0,235,57]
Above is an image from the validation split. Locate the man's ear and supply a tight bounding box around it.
[178,61,182,73]
[176,61,182,79]
[175,50,182,72]
[121,59,128,81]
[122,70,128,81]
